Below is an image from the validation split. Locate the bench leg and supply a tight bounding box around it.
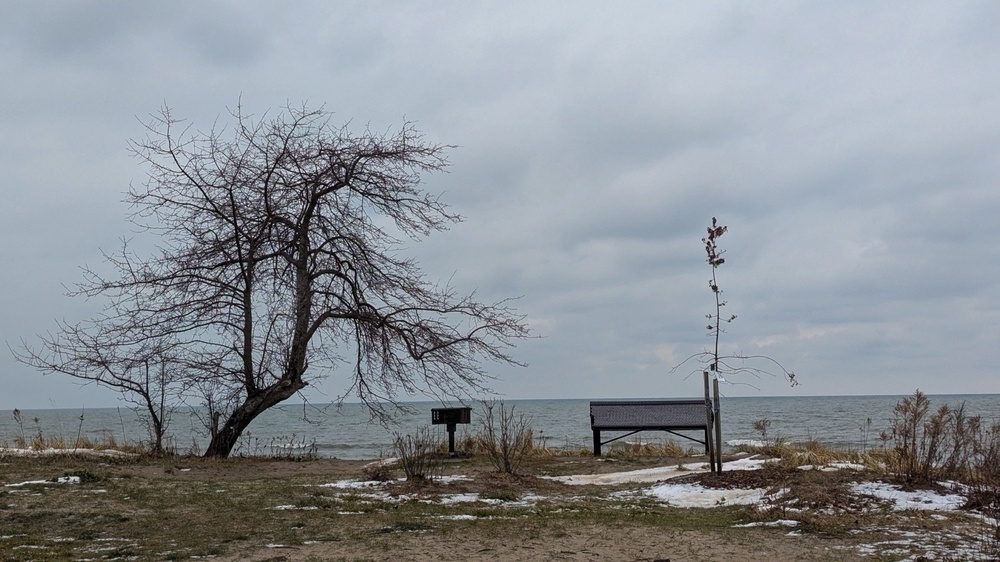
[593,430,601,456]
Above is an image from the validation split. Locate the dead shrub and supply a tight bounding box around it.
[753,417,772,442]
[479,399,533,475]
[965,421,1000,559]
[885,390,979,485]
[393,428,442,481]
[361,459,396,482]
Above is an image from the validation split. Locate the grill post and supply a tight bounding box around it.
[447,423,456,454]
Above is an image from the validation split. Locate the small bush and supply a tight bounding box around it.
[753,418,772,442]
[479,399,533,475]
[12,408,27,448]
[393,428,441,481]
[963,420,1000,559]
[885,390,979,485]
[361,459,396,482]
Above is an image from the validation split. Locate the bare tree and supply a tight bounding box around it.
[18,102,529,457]
[673,218,797,387]
[14,319,183,453]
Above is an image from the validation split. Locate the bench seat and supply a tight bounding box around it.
[589,399,712,456]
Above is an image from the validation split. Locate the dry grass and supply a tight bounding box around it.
[606,437,685,458]
[1,433,148,456]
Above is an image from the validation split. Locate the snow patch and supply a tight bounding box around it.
[851,481,966,511]
[798,462,865,472]
[438,493,481,504]
[545,456,768,486]
[320,479,394,489]
[5,476,80,487]
[727,439,767,448]
[646,482,771,508]
[734,519,799,528]
[0,447,136,459]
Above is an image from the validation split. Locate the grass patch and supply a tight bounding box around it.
[0,448,990,560]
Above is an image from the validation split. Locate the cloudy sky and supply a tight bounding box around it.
[2,1,999,410]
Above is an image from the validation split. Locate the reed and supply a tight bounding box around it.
[3,408,149,456]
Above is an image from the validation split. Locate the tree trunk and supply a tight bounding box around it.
[203,381,305,457]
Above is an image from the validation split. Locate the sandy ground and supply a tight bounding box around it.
[223,525,856,562]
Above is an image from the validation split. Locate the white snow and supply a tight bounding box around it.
[828,462,866,471]
[544,455,768,486]
[798,462,865,472]
[435,475,472,484]
[0,447,136,459]
[578,457,785,509]
[319,474,468,489]
[438,493,481,504]
[734,520,800,528]
[5,476,80,487]
[319,479,395,489]
[851,481,967,511]
[725,457,770,471]
[544,464,707,485]
[727,439,767,448]
[646,482,772,508]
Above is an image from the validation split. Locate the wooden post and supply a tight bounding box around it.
[712,377,723,473]
[703,371,716,473]
[593,430,602,456]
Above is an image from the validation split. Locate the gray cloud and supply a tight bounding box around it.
[2,1,999,409]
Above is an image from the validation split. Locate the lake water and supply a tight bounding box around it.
[2,394,998,459]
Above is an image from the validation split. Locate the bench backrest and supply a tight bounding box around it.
[590,399,709,430]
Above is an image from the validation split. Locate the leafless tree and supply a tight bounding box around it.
[17,102,529,457]
[14,317,183,453]
[673,218,797,387]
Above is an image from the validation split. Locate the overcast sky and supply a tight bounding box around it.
[2,1,999,410]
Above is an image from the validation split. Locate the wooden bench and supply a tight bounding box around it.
[589,399,712,456]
